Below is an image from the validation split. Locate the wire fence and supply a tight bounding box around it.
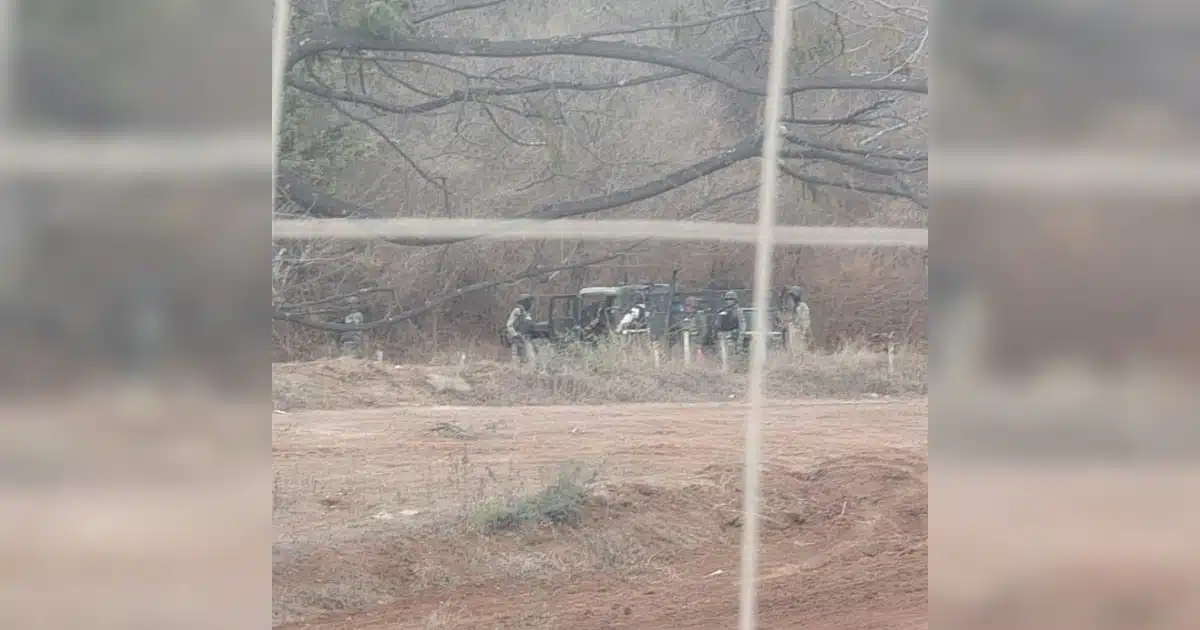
[272,217,928,247]
[5,2,1190,629]
[0,0,1071,628]
[264,1,902,628]
[0,133,272,177]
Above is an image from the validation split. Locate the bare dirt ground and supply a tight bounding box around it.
[273,399,927,629]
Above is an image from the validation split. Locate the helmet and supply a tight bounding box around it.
[517,294,533,308]
[723,290,738,302]
[787,286,804,300]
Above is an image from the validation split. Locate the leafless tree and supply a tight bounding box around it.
[273,0,927,346]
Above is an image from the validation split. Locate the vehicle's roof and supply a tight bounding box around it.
[579,286,621,297]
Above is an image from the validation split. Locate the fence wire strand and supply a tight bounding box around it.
[272,0,292,199]
[273,217,928,247]
[933,150,1200,193]
[739,0,794,626]
[0,133,272,176]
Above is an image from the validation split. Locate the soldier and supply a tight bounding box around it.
[680,296,701,332]
[338,297,365,357]
[582,295,616,340]
[504,294,536,363]
[714,291,741,330]
[713,290,742,354]
[785,286,812,354]
[615,298,649,334]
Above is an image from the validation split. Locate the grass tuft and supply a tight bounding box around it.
[472,463,597,533]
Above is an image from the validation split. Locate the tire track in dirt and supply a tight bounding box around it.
[273,400,926,629]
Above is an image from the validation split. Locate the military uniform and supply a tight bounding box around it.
[712,291,742,356]
[582,297,615,341]
[505,295,536,363]
[784,287,812,355]
[339,310,364,357]
[679,297,702,336]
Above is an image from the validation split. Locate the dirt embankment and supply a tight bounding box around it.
[272,399,928,629]
[274,450,927,629]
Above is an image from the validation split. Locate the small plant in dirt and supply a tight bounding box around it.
[429,421,475,439]
[472,463,598,533]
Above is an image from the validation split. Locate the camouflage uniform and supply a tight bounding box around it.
[339,310,364,357]
[582,296,615,341]
[785,286,812,354]
[713,291,742,355]
[505,295,536,363]
[680,297,702,336]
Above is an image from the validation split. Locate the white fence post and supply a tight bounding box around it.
[886,332,896,379]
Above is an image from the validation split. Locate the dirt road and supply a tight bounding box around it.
[273,399,927,629]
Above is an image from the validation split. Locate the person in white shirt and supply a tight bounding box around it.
[615,301,649,334]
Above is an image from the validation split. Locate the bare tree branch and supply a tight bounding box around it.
[480,104,542,147]
[780,145,922,176]
[305,68,450,200]
[580,4,779,39]
[275,0,930,352]
[276,173,382,218]
[277,134,763,244]
[412,0,511,25]
[275,176,759,330]
[781,100,896,126]
[273,243,644,331]
[518,133,765,222]
[289,38,753,119]
[786,134,926,162]
[276,286,396,310]
[288,68,686,117]
[780,163,927,208]
[288,30,927,95]
[276,127,925,242]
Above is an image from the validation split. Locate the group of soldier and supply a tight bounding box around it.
[502,286,813,364]
[700,287,812,358]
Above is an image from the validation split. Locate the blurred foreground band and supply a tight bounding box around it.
[934,0,1200,628]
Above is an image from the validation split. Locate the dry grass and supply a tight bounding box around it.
[272,338,926,411]
[272,455,685,626]
[271,340,927,627]
[470,463,599,533]
[272,406,928,627]
[272,411,738,625]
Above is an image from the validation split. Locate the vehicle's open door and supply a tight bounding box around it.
[547,294,580,339]
[645,290,671,341]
